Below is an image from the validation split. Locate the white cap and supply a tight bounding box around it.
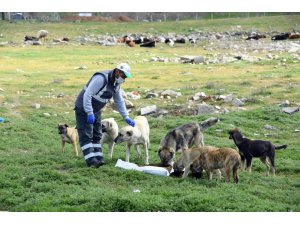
[116,63,132,78]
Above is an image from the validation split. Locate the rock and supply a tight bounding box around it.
[141,105,157,115]
[0,42,8,47]
[125,91,141,100]
[264,124,276,130]
[278,100,289,107]
[192,56,205,64]
[232,98,245,107]
[32,103,40,109]
[124,99,134,109]
[32,41,42,45]
[197,103,218,115]
[281,107,299,115]
[150,109,169,118]
[57,93,64,98]
[43,112,51,117]
[75,65,88,70]
[145,92,158,99]
[161,90,182,98]
[192,92,206,101]
[224,94,234,103]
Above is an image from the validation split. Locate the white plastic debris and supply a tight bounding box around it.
[115,159,170,176]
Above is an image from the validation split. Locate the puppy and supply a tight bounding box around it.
[229,128,287,176]
[195,147,241,183]
[172,146,222,179]
[158,117,219,168]
[101,118,118,159]
[114,116,150,165]
[58,124,79,157]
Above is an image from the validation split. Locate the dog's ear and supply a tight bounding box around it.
[170,149,175,158]
[172,129,178,137]
[126,130,133,136]
[109,121,113,128]
[64,124,69,127]
[170,148,175,154]
[158,146,162,154]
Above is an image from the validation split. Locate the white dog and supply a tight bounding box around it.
[101,118,118,159]
[114,116,150,165]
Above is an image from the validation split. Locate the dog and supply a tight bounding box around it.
[271,33,290,41]
[288,34,300,39]
[228,128,287,176]
[101,118,118,159]
[158,117,219,168]
[193,147,241,183]
[58,124,79,157]
[114,116,150,165]
[245,34,266,40]
[172,146,222,179]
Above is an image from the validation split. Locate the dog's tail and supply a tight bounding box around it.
[199,117,219,131]
[275,145,287,150]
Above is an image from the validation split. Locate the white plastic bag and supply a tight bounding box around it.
[115,159,170,176]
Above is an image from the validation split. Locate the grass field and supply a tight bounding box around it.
[0,15,300,212]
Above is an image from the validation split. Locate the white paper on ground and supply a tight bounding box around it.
[115,159,170,176]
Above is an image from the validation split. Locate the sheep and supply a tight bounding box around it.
[165,38,174,47]
[288,34,300,39]
[189,38,197,44]
[271,33,290,41]
[24,35,39,41]
[140,41,155,48]
[174,38,186,44]
[37,30,48,41]
[245,34,266,40]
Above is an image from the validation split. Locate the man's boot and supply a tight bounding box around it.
[93,144,105,166]
[82,147,102,168]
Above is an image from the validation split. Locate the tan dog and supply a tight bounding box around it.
[172,146,222,179]
[114,116,150,165]
[194,147,241,183]
[58,124,79,157]
[101,118,118,159]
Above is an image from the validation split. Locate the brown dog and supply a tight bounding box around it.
[195,147,241,183]
[58,124,79,157]
[172,146,222,179]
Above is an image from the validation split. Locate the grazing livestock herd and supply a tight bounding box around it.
[24,29,300,48]
[114,31,300,48]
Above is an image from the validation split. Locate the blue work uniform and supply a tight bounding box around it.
[74,69,129,166]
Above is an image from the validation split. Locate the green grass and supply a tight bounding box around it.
[0,16,300,212]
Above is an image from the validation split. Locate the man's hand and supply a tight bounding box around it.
[125,117,135,127]
[87,114,95,124]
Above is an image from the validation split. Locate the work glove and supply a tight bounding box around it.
[87,114,95,124]
[125,117,135,127]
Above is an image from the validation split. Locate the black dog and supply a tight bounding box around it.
[245,34,266,40]
[271,33,290,41]
[228,128,287,176]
